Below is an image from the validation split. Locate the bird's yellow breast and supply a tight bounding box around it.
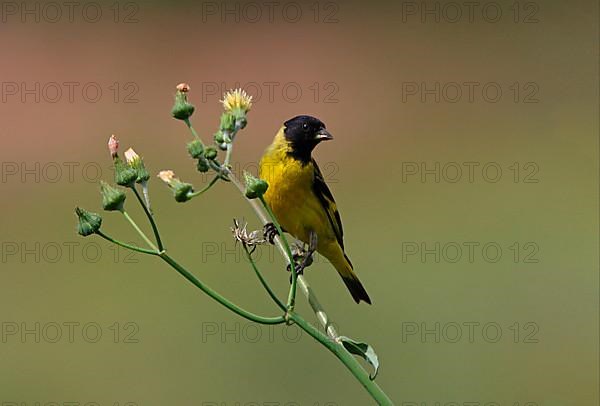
[259,131,337,248]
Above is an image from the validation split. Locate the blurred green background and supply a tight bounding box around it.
[0,0,598,404]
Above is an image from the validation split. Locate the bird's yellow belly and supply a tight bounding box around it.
[260,159,336,249]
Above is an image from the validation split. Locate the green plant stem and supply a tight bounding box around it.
[184,118,204,144]
[288,311,393,405]
[296,274,339,339]
[184,117,229,180]
[120,210,159,252]
[96,230,159,255]
[159,252,285,325]
[224,142,233,167]
[131,185,164,251]
[189,174,220,198]
[241,244,286,311]
[208,160,224,174]
[226,171,339,336]
[258,195,297,309]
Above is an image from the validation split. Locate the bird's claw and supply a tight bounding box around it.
[287,255,313,275]
[263,222,279,244]
[286,242,314,278]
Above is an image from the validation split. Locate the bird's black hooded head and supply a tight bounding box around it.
[283,115,333,164]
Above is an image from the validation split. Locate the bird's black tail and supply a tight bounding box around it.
[337,253,372,305]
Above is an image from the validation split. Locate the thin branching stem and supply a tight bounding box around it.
[189,174,220,198]
[159,252,286,325]
[184,118,203,144]
[224,142,234,167]
[131,185,164,251]
[121,210,159,252]
[258,196,297,309]
[288,311,393,405]
[96,230,159,256]
[184,119,229,178]
[241,244,286,311]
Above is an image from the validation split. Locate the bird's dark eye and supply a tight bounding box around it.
[302,123,309,130]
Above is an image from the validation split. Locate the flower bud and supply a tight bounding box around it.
[219,112,235,134]
[113,157,138,186]
[108,135,119,158]
[187,139,204,159]
[214,131,228,151]
[100,181,126,211]
[171,84,195,120]
[196,158,210,173]
[157,170,194,203]
[204,147,218,160]
[124,148,150,183]
[75,207,102,237]
[174,182,194,202]
[243,171,268,199]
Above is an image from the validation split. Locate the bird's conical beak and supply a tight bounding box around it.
[315,128,333,141]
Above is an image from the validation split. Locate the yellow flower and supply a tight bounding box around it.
[221,88,253,113]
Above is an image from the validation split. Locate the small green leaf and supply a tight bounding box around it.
[339,336,380,380]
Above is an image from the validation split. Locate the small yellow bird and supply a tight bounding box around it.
[259,115,371,304]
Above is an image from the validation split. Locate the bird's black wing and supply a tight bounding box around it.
[312,159,345,249]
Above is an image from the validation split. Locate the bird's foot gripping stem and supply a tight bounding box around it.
[287,231,317,278]
[263,222,279,244]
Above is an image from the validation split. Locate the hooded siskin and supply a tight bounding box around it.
[259,115,371,304]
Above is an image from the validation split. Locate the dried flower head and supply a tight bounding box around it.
[108,135,119,158]
[221,88,253,113]
[231,219,265,251]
